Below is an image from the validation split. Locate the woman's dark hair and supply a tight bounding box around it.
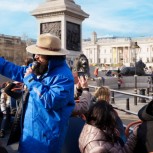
[86,101,118,142]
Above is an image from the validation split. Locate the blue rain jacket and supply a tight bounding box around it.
[0,57,75,153]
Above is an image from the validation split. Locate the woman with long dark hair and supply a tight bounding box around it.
[79,101,138,153]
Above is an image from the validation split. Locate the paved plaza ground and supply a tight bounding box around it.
[0,74,151,153]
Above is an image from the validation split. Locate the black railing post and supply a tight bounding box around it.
[126,98,130,110]
[134,75,137,105]
[111,91,115,104]
[147,87,149,96]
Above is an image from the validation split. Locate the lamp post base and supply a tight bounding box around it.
[134,75,137,105]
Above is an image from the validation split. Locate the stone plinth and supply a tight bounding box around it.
[31,0,89,59]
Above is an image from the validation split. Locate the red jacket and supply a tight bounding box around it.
[94,68,99,77]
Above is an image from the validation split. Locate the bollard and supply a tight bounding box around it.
[134,88,137,105]
[147,87,150,96]
[126,98,130,114]
[126,98,130,110]
[147,76,151,91]
[134,96,137,105]
[134,75,137,105]
[151,92,153,98]
[111,91,115,104]
[138,89,146,103]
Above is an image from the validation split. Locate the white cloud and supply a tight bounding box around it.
[1,0,153,38]
[76,0,153,37]
[0,0,43,12]
[0,0,44,38]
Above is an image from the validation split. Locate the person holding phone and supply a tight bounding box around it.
[73,75,92,116]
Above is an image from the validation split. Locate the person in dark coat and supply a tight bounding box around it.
[0,141,8,153]
[0,145,8,153]
[134,100,153,153]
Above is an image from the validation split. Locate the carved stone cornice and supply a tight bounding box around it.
[34,10,86,20]
[31,0,89,20]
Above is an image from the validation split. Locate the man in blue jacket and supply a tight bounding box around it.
[0,33,75,153]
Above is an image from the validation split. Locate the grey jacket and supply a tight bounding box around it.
[73,90,92,115]
[79,124,137,153]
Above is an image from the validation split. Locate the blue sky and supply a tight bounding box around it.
[0,0,153,39]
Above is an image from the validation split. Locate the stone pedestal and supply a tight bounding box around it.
[31,0,89,59]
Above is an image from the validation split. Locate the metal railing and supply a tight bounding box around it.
[88,85,152,116]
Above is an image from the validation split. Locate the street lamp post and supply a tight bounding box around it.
[131,42,140,105]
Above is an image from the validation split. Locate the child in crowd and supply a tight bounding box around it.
[92,86,127,144]
[79,102,138,153]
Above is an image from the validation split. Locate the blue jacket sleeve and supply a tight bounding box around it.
[23,73,74,111]
[0,57,26,82]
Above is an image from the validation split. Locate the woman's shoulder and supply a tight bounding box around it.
[80,124,107,143]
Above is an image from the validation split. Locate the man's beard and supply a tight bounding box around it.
[33,62,48,76]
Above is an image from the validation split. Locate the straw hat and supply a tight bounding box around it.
[26,33,69,55]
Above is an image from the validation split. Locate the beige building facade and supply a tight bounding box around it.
[0,34,28,65]
[82,32,153,69]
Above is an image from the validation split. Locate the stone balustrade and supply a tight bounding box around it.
[93,76,151,89]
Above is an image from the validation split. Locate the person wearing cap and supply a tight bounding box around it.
[0,33,75,153]
[134,100,153,153]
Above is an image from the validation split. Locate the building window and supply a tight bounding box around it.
[89,59,92,63]
[104,58,106,63]
[139,48,141,53]
[114,58,116,63]
[98,58,100,64]
[5,40,12,44]
[147,58,149,63]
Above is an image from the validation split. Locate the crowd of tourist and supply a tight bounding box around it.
[0,33,152,153]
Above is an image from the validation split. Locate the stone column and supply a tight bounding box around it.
[31,0,89,59]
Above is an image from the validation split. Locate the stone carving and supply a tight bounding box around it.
[120,60,146,76]
[74,54,90,77]
[66,21,81,51]
[41,22,61,39]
